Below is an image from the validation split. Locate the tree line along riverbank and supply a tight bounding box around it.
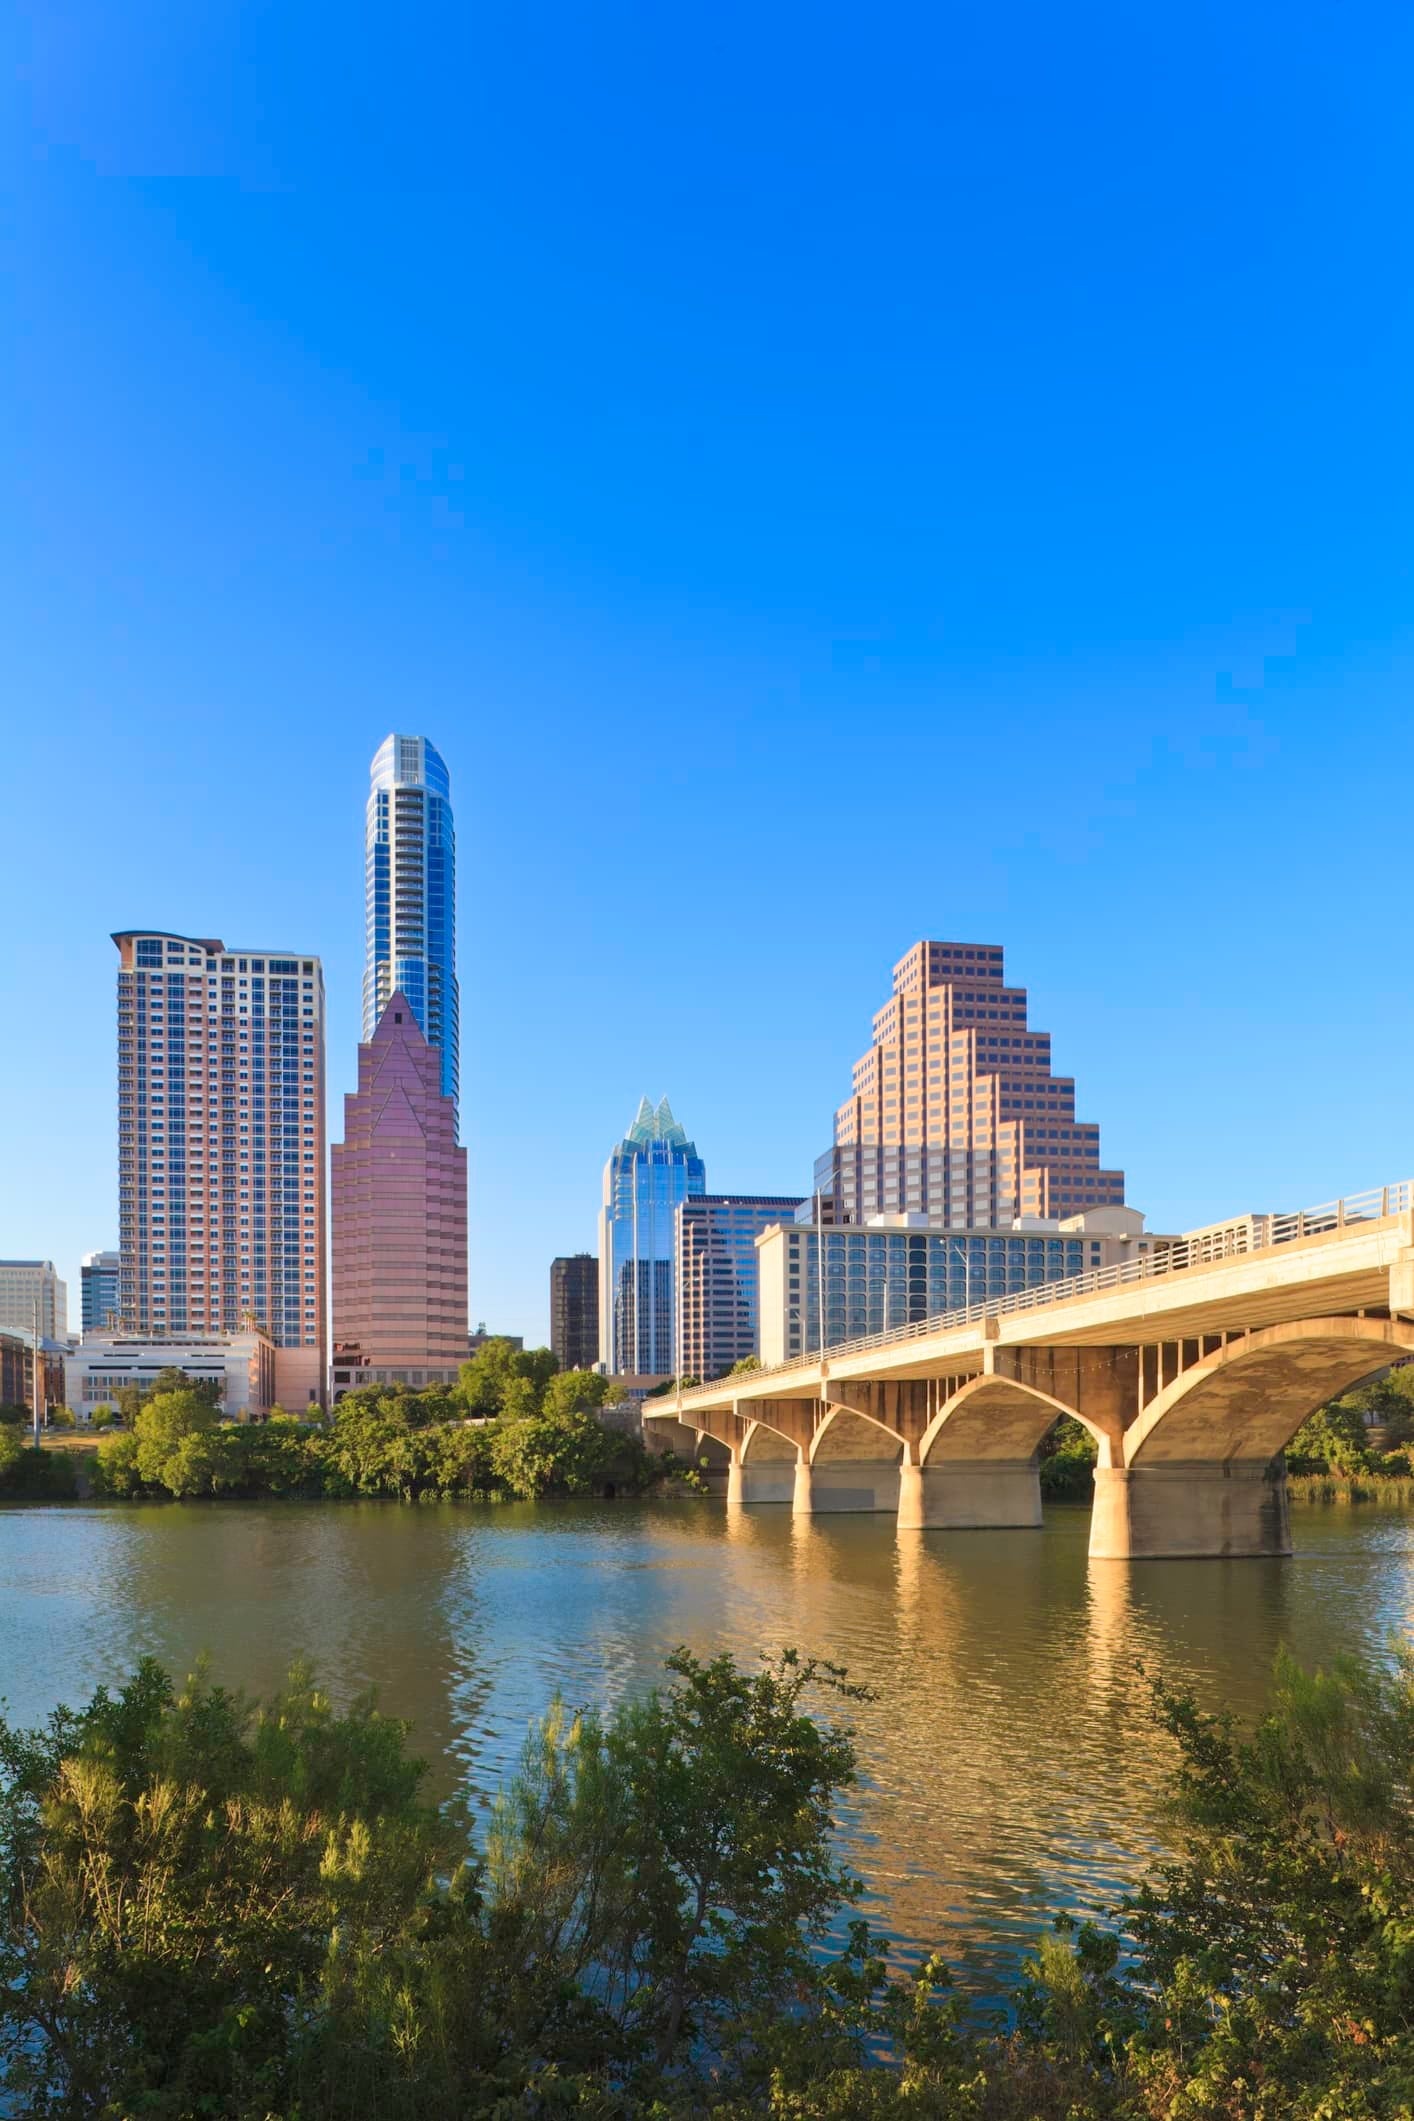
[5,1341,1414,1509]
[0,1339,680,1505]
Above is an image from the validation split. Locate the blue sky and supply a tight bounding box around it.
[4,0,1413,1344]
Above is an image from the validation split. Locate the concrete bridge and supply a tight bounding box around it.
[645,1183,1414,1559]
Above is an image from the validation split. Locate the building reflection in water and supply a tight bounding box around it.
[2,1497,1411,1993]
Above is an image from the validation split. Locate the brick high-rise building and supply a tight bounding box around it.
[816,940,1124,1227]
[549,1253,598,1372]
[331,993,468,1390]
[112,931,327,1407]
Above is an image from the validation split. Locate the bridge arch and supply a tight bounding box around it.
[739,1416,802,1464]
[809,1401,905,1466]
[918,1375,1115,1468]
[1123,1317,1414,1467]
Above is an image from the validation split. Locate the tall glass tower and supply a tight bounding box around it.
[598,1098,706,1378]
[364,735,459,1111]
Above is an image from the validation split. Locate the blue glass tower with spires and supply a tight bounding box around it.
[597,1097,706,1376]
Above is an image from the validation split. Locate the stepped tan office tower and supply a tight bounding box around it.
[331,994,468,1390]
[816,940,1125,1227]
[112,931,327,1408]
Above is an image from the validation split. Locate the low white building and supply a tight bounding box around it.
[65,1330,276,1422]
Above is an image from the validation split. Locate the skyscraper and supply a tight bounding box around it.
[331,994,468,1390]
[550,1254,599,1371]
[364,735,459,1109]
[675,1195,804,1379]
[598,1098,706,1378]
[112,931,327,1406]
[81,1251,120,1333]
[817,940,1125,1227]
[0,1261,67,1342]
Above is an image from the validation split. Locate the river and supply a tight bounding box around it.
[2,1495,1411,1992]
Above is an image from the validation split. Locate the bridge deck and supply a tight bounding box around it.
[650,1204,1413,1420]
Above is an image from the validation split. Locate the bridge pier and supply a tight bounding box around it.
[797,1459,901,1514]
[1089,1460,1292,1560]
[897,1458,1042,1530]
[727,1459,798,1505]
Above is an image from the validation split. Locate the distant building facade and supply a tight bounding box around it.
[550,1254,599,1372]
[817,941,1125,1228]
[467,1328,524,1354]
[0,1261,67,1342]
[364,735,459,1108]
[676,1196,805,1379]
[0,1330,66,1417]
[66,1330,276,1422]
[598,1098,706,1378]
[112,931,327,1408]
[758,1207,1152,1363]
[330,993,468,1395]
[81,1251,121,1334]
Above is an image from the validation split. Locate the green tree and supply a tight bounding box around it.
[457,1338,558,1417]
[540,1366,612,1420]
[133,1387,219,1491]
[0,1426,24,1485]
[1288,1392,1374,1471]
[147,1365,223,1408]
[485,1647,872,2102]
[489,1401,622,1498]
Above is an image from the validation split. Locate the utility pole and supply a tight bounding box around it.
[31,1294,42,1448]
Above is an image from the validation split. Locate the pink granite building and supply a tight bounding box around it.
[330,993,468,1394]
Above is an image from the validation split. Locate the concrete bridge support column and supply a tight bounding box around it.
[726,1455,743,1508]
[1090,1461,1292,1560]
[801,1460,902,1513]
[897,1459,1042,1530]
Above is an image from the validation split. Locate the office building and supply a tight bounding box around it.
[66,1330,276,1421]
[0,1329,66,1417]
[816,940,1125,1227]
[598,1097,705,1378]
[550,1254,599,1371]
[0,1260,67,1342]
[759,1207,1153,1363]
[112,930,327,1408]
[330,992,468,1393]
[81,1250,121,1334]
[676,1195,805,1379]
[364,734,459,1108]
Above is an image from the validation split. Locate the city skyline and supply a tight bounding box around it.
[8,0,1414,1348]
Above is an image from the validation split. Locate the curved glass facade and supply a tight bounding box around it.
[363,735,459,1110]
[597,1098,706,1377]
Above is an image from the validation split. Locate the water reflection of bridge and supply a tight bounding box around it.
[647,1184,1414,1558]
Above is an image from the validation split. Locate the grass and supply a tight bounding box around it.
[1289,1472,1414,1506]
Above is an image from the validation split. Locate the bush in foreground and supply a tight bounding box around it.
[3,1643,1413,2117]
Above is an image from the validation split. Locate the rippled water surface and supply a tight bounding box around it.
[3,1497,1412,1988]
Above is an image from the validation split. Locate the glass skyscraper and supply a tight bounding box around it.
[598,1098,706,1377]
[364,734,459,1110]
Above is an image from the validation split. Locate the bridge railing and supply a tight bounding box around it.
[663,1179,1414,1411]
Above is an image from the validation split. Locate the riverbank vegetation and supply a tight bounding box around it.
[1,1639,1411,2117]
[84,1340,668,1504]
